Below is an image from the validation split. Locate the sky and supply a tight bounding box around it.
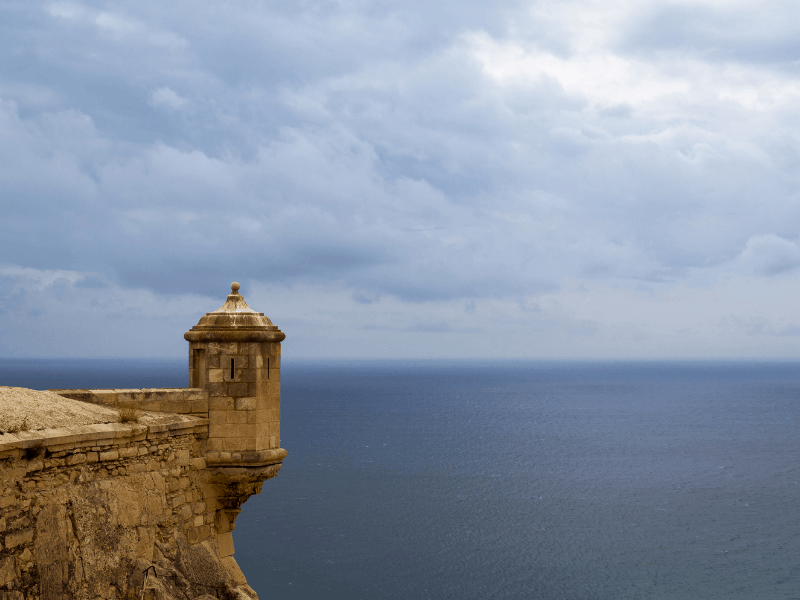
[3,0,800,359]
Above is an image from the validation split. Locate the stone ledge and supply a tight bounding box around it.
[205,448,287,467]
[0,415,209,460]
[48,388,209,416]
[204,463,283,484]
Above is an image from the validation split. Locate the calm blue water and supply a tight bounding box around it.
[2,359,800,599]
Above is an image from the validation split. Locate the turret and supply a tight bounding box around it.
[185,282,285,457]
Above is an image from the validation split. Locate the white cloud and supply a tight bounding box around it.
[46,2,86,20]
[148,87,189,110]
[46,2,187,47]
[736,234,800,276]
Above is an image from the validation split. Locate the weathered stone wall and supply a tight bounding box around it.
[187,341,281,453]
[48,389,208,418]
[0,415,272,600]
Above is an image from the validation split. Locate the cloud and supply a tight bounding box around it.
[0,266,208,357]
[3,0,800,357]
[619,1,800,64]
[736,234,800,276]
[46,3,187,48]
[148,87,188,110]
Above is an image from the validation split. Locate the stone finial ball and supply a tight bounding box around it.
[231,282,241,293]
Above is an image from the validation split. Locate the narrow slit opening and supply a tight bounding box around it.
[230,358,235,380]
[267,357,270,379]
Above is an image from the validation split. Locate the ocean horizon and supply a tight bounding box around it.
[2,358,799,599]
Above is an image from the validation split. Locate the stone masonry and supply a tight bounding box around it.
[0,283,286,600]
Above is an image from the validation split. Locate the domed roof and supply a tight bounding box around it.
[184,282,285,343]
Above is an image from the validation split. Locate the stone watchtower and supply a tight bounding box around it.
[185,282,286,467]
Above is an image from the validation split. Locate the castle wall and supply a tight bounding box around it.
[0,416,272,600]
[48,389,208,418]
[188,341,281,453]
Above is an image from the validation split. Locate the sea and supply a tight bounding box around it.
[1,358,799,600]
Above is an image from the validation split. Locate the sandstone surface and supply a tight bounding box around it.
[0,390,279,600]
[0,388,120,433]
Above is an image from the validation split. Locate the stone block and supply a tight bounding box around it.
[208,342,238,355]
[234,397,256,411]
[6,528,33,549]
[167,400,189,414]
[190,457,206,470]
[239,368,256,384]
[206,352,220,368]
[221,424,256,439]
[0,556,16,586]
[26,459,44,472]
[89,390,119,405]
[223,437,257,452]
[225,411,249,425]
[187,527,200,545]
[208,397,234,411]
[99,450,119,462]
[206,438,224,452]
[66,452,86,466]
[190,400,209,414]
[199,524,211,541]
[205,383,227,397]
[208,412,227,426]
[180,505,192,520]
[119,447,138,458]
[238,342,257,354]
[208,369,223,383]
[171,494,185,508]
[115,390,144,403]
[227,383,249,398]
[218,531,235,557]
[208,423,231,439]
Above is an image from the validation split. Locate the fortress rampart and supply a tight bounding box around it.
[0,283,285,600]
